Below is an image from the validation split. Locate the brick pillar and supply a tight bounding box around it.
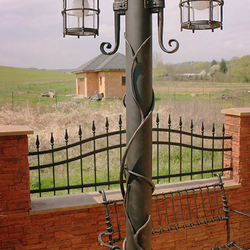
[222,108,250,186]
[0,125,33,215]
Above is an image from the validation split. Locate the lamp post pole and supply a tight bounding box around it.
[124,1,153,249]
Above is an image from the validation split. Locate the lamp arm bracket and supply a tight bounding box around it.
[158,9,179,54]
[113,0,127,15]
[100,11,121,55]
[144,0,164,12]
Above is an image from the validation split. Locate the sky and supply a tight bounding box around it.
[0,0,249,69]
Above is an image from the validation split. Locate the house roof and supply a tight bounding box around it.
[72,52,126,73]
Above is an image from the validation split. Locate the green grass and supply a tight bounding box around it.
[0,66,76,108]
[154,82,250,109]
[0,66,75,84]
[1,66,249,110]
[29,143,225,198]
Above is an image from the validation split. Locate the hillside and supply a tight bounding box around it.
[153,55,250,83]
[0,66,75,85]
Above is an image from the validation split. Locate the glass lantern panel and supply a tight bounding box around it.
[181,2,189,23]
[211,2,220,22]
[190,1,210,22]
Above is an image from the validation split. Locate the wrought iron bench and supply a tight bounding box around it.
[98,174,250,250]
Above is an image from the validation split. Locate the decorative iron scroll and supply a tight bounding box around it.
[118,35,155,250]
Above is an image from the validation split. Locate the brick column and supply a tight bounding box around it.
[0,125,33,215]
[221,108,250,186]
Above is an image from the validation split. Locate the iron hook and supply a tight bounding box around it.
[158,9,179,54]
[100,12,121,55]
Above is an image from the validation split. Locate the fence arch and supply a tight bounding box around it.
[28,114,232,197]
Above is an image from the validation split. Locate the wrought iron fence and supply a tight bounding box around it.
[28,114,232,197]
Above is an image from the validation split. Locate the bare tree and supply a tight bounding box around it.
[153,51,163,68]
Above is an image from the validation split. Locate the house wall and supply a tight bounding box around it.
[101,71,126,98]
[75,72,99,97]
[85,72,98,97]
[75,73,86,96]
[98,72,105,96]
[75,71,126,98]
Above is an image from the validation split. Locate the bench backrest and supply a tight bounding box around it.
[99,178,228,248]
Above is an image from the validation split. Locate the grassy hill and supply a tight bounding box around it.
[0,66,76,106]
[0,66,75,84]
[154,55,250,83]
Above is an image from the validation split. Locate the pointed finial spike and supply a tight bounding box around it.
[119,115,122,127]
[156,113,160,125]
[190,119,193,131]
[92,121,96,133]
[36,135,40,148]
[65,129,68,141]
[79,125,82,137]
[201,122,204,132]
[105,117,109,129]
[179,117,183,128]
[222,123,225,134]
[212,123,215,134]
[50,133,54,145]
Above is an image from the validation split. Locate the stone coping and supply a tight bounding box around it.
[221,107,250,117]
[0,125,34,136]
[30,177,241,215]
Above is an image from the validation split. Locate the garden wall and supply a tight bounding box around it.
[0,107,250,250]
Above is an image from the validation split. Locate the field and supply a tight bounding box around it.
[1,66,249,197]
[1,66,250,148]
[0,66,76,107]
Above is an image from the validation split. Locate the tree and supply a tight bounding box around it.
[230,55,250,82]
[153,52,163,68]
[211,59,217,66]
[219,58,228,74]
[153,65,168,81]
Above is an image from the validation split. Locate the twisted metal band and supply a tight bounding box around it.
[119,34,155,250]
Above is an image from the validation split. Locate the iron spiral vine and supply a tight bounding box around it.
[119,35,155,250]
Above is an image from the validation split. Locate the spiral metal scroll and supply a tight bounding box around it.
[119,35,155,250]
[100,12,121,55]
[158,8,179,54]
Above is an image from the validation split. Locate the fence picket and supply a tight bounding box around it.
[28,114,233,197]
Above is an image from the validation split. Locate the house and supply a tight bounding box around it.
[72,53,126,98]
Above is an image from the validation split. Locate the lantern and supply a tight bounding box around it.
[62,0,100,37]
[180,0,224,32]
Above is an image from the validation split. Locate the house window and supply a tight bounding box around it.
[122,76,126,85]
[99,77,103,86]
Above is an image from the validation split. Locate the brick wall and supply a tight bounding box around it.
[0,134,31,215]
[75,73,87,96]
[86,72,98,97]
[75,71,126,98]
[1,108,250,250]
[102,71,126,98]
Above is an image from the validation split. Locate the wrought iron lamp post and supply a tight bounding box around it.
[62,0,223,249]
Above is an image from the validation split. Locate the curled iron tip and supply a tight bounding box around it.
[100,12,120,55]
[158,9,179,54]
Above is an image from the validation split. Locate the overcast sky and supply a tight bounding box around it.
[0,0,249,69]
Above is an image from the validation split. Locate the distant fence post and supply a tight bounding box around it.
[222,108,250,186]
[0,125,33,215]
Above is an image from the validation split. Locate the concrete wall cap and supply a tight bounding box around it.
[30,177,240,215]
[0,125,34,136]
[221,107,250,117]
